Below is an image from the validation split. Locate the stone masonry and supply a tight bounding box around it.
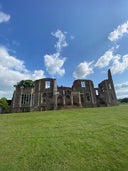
[11,69,118,112]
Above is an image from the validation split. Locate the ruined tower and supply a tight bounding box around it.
[97,69,117,106]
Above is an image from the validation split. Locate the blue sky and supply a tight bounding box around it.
[0,0,128,99]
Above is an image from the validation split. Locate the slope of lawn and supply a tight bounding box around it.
[0,105,128,171]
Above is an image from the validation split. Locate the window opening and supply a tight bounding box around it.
[108,83,111,89]
[21,94,31,105]
[81,81,85,88]
[96,89,99,95]
[45,81,50,89]
[102,87,105,92]
[86,93,90,101]
[63,90,65,95]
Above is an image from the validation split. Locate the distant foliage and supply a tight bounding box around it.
[118,98,128,103]
[14,80,34,88]
[121,98,128,103]
[0,97,9,113]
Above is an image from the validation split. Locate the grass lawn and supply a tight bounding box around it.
[0,105,128,171]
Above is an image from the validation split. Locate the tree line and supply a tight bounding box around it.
[118,97,128,103]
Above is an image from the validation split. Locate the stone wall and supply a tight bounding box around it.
[11,69,118,112]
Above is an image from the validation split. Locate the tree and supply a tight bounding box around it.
[0,97,9,113]
[14,80,34,88]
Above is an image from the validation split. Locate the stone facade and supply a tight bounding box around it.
[11,69,117,112]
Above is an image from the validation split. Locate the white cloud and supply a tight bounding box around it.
[115,82,128,89]
[0,11,10,23]
[73,61,93,79]
[108,21,128,41]
[0,46,27,71]
[44,30,67,77]
[44,53,66,77]
[111,54,128,74]
[95,48,114,68]
[31,70,45,80]
[95,20,128,74]
[0,46,45,99]
[51,30,68,53]
[95,47,128,74]
[115,82,128,99]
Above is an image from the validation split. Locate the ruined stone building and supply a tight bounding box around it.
[11,69,118,112]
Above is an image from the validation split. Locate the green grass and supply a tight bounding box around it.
[0,105,128,171]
